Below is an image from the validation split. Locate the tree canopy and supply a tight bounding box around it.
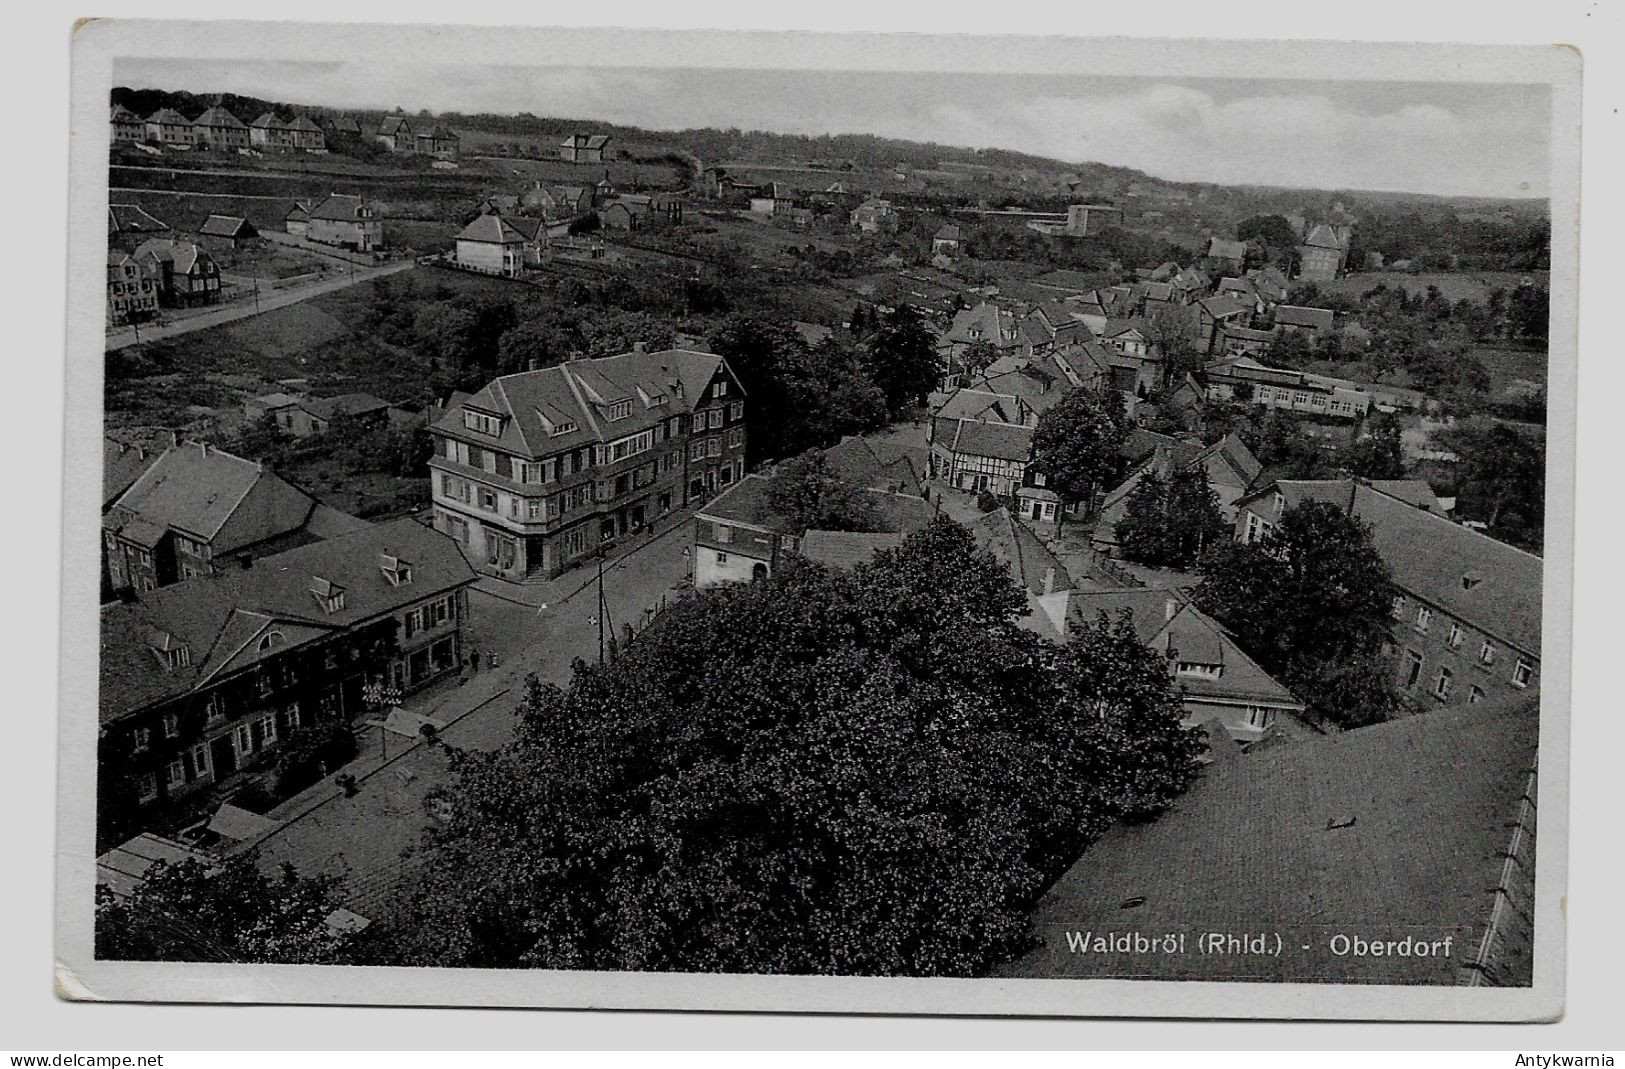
[1030,384,1132,508]
[1194,500,1401,727]
[863,305,943,417]
[764,452,882,534]
[1114,466,1227,570]
[381,519,1203,975]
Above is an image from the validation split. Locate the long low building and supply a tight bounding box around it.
[1204,356,1433,418]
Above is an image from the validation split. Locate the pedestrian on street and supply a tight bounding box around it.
[468,647,479,674]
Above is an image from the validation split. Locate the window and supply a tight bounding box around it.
[689,440,706,461]
[166,759,186,789]
[136,772,158,803]
[668,417,682,437]
[1478,640,1496,666]
[1512,659,1533,688]
[527,499,544,520]
[1414,606,1432,633]
[729,401,744,421]
[715,381,728,397]
[564,526,587,556]
[131,726,151,752]
[205,695,224,725]
[477,487,498,512]
[1176,662,1223,678]
[463,410,503,436]
[609,431,654,462]
[234,724,253,757]
[1391,595,1406,620]
[1434,666,1453,700]
[708,438,723,458]
[259,714,278,746]
[607,400,632,421]
[1447,623,1463,648]
[726,427,745,449]
[1032,472,1047,488]
[715,551,729,564]
[257,630,285,652]
[1468,686,1485,704]
[1245,706,1272,729]
[162,712,179,739]
[1405,650,1423,688]
[708,409,724,430]
[714,524,733,544]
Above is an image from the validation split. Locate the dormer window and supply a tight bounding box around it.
[257,630,286,652]
[1175,662,1224,678]
[379,553,412,586]
[1462,571,1484,591]
[310,576,346,614]
[148,630,190,670]
[464,410,503,436]
[607,400,632,421]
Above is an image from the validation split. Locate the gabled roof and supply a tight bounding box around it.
[1205,237,1247,261]
[197,214,255,238]
[99,518,476,722]
[145,108,191,126]
[968,508,1072,596]
[103,436,162,510]
[1302,222,1346,249]
[455,213,537,245]
[1000,696,1537,985]
[108,442,314,551]
[110,104,142,122]
[287,115,323,133]
[378,115,413,136]
[699,472,934,539]
[933,225,963,242]
[192,105,246,129]
[133,239,212,276]
[308,194,370,222]
[301,393,394,421]
[820,435,926,496]
[250,112,289,130]
[1197,294,1256,319]
[941,417,1033,463]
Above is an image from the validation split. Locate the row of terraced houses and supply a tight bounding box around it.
[111,103,328,152]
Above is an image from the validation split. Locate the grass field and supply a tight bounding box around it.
[1319,270,1550,303]
[1471,343,1547,395]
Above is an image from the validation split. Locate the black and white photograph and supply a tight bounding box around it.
[53,18,1579,1022]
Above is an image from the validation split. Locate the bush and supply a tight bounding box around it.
[975,489,1000,513]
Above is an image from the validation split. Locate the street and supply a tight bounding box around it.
[105,259,416,351]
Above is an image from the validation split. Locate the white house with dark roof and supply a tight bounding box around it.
[110,104,145,142]
[249,112,295,151]
[143,108,194,146]
[453,213,544,276]
[191,105,249,150]
[1232,478,1541,709]
[306,193,383,252]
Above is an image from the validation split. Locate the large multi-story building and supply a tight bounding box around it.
[1232,479,1542,710]
[97,518,477,847]
[190,105,250,151]
[428,348,748,582]
[106,251,159,325]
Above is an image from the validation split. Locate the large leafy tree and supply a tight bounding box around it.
[383,518,1202,976]
[1346,415,1408,480]
[864,304,942,416]
[1194,501,1401,727]
[1031,384,1132,513]
[95,853,356,964]
[1115,466,1227,569]
[765,452,882,534]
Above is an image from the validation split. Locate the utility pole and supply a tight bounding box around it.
[596,552,607,665]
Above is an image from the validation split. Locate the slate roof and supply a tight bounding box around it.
[798,530,905,570]
[99,518,477,724]
[933,225,963,242]
[103,436,162,510]
[968,508,1072,596]
[455,213,536,245]
[820,435,926,496]
[1206,237,1248,261]
[145,108,191,126]
[110,104,142,123]
[301,393,394,421]
[134,239,211,275]
[1198,294,1256,319]
[1237,479,1542,655]
[1302,222,1347,249]
[250,112,289,130]
[431,350,733,460]
[288,115,324,133]
[939,417,1034,463]
[308,194,371,222]
[378,115,413,136]
[108,204,171,235]
[106,443,315,553]
[999,696,1538,985]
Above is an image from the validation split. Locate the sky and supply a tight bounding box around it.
[114,58,1552,199]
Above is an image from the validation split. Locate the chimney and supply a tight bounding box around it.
[1165,597,1177,622]
[528,357,541,372]
[633,341,647,354]
[1042,566,1055,596]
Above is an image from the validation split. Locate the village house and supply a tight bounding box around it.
[523,182,594,219]
[110,104,145,143]
[429,348,748,583]
[1196,294,1262,353]
[305,193,383,252]
[1092,431,1262,556]
[1066,203,1124,236]
[415,125,460,161]
[287,114,326,153]
[1233,478,1540,710]
[1046,588,1306,741]
[97,518,478,844]
[453,212,545,276]
[324,114,362,138]
[599,194,681,232]
[931,225,964,256]
[376,114,415,153]
[132,240,221,307]
[928,416,1034,497]
[283,202,313,238]
[106,252,160,326]
[190,106,250,151]
[249,112,295,151]
[1214,323,1277,358]
[102,441,365,596]
[849,198,899,234]
[1272,303,1336,343]
[559,133,611,163]
[1297,222,1351,281]
[749,182,803,217]
[244,392,407,439]
[143,108,194,147]
[967,507,1074,635]
[195,214,259,252]
[691,472,933,589]
[1204,236,1248,273]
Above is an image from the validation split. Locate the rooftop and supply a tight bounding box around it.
[107,442,313,551]
[999,696,1537,985]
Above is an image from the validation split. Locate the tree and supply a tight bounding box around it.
[1235,215,1301,255]
[1030,384,1132,515]
[1509,284,1549,341]
[1346,415,1407,480]
[95,853,356,964]
[382,519,1202,976]
[765,452,881,533]
[1143,304,1201,385]
[1437,420,1545,550]
[864,304,942,416]
[1114,466,1226,570]
[1194,501,1400,727]
[959,340,999,379]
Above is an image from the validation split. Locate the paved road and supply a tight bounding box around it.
[105,259,416,350]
